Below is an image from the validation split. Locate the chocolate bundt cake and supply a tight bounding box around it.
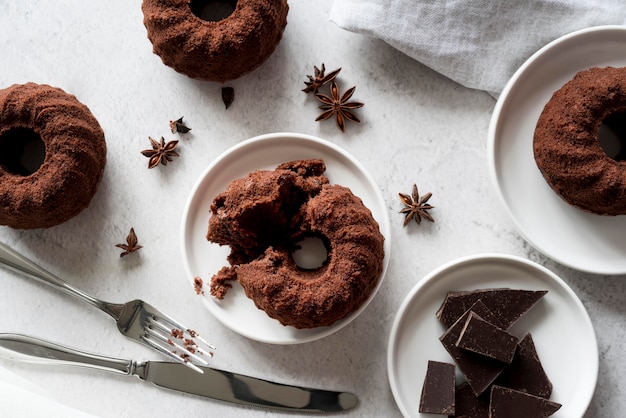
[207,159,385,329]
[142,0,289,83]
[533,66,626,215]
[0,83,106,229]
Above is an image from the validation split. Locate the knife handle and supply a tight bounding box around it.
[0,333,133,375]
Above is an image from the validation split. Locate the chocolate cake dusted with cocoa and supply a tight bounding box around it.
[207,159,385,329]
[142,0,289,83]
[0,83,106,229]
[533,66,626,215]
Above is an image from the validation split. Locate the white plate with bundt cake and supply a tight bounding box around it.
[181,132,390,344]
[488,25,626,275]
[387,253,598,417]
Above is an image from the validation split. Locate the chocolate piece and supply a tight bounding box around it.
[455,312,518,364]
[440,301,508,396]
[419,360,455,414]
[489,386,561,417]
[450,382,489,418]
[436,288,547,329]
[494,333,553,399]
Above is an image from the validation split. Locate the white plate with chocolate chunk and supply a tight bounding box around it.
[387,253,597,417]
[181,132,391,344]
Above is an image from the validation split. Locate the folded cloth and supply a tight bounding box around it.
[330,0,626,96]
[0,366,98,417]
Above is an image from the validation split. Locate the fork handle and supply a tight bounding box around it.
[0,333,133,376]
[0,242,123,318]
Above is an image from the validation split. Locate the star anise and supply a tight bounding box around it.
[141,136,179,169]
[303,63,341,94]
[315,81,363,132]
[115,227,143,257]
[169,117,191,134]
[399,184,435,226]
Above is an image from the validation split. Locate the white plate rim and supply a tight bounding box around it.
[487,25,626,275]
[387,253,598,418]
[180,132,391,344]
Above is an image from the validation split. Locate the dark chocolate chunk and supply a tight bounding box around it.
[494,333,553,399]
[436,288,547,330]
[440,302,508,396]
[419,360,456,414]
[489,386,561,417]
[450,382,489,418]
[455,312,519,364]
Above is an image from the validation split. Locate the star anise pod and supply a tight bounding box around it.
[141,136,179,169]
[115,227,143,257]
[169,117,191,134]
[315,81,364,132]
[399,184,435,226]
[303,63,341,94]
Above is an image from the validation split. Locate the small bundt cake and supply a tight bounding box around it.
[0,83,106,229]
[533,66,626,215]
[207,159,385,329]
[142,0,289,83]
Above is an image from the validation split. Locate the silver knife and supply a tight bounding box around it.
[0,334,358,413]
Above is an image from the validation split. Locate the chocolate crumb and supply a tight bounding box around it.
[170,328,184,339]
[184,339,197,354]
[193,276,205,295]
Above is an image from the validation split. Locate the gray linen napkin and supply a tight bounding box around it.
[330,0,626,97]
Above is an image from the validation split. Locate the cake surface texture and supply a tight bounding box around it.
[206,159,385,329]
[533,66,626,215]
[142,0,289,83]
[0,83,106,229]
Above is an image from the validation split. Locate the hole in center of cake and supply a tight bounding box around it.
[292,236,329,270]
[599,111,626,161]
[0,127,46,175]
[190,0,237,22]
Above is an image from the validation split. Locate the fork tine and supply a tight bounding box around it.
[146,318,208,360]
[144,318,211,364]
[143,328,208,368]
[149,317,215,357]
[185,328,215,351]
[141,308,216,374]
[140,335,204,374]
[148,310,216,350]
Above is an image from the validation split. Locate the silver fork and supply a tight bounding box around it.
[0,242,214,373]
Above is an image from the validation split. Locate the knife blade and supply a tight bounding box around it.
[0,334,358,413]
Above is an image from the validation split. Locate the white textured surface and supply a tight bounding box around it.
[0,1,622,417]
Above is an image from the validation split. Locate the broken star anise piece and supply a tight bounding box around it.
[399,184,435,226]
[315,81,364,132]
[141,136,179,169]
[303,63,341,94]
[115,227,143,257]
[169,116,191,134]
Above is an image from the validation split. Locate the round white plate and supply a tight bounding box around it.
[387,253,598,418]
[181,132,391,344]
[488,25,626,275]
